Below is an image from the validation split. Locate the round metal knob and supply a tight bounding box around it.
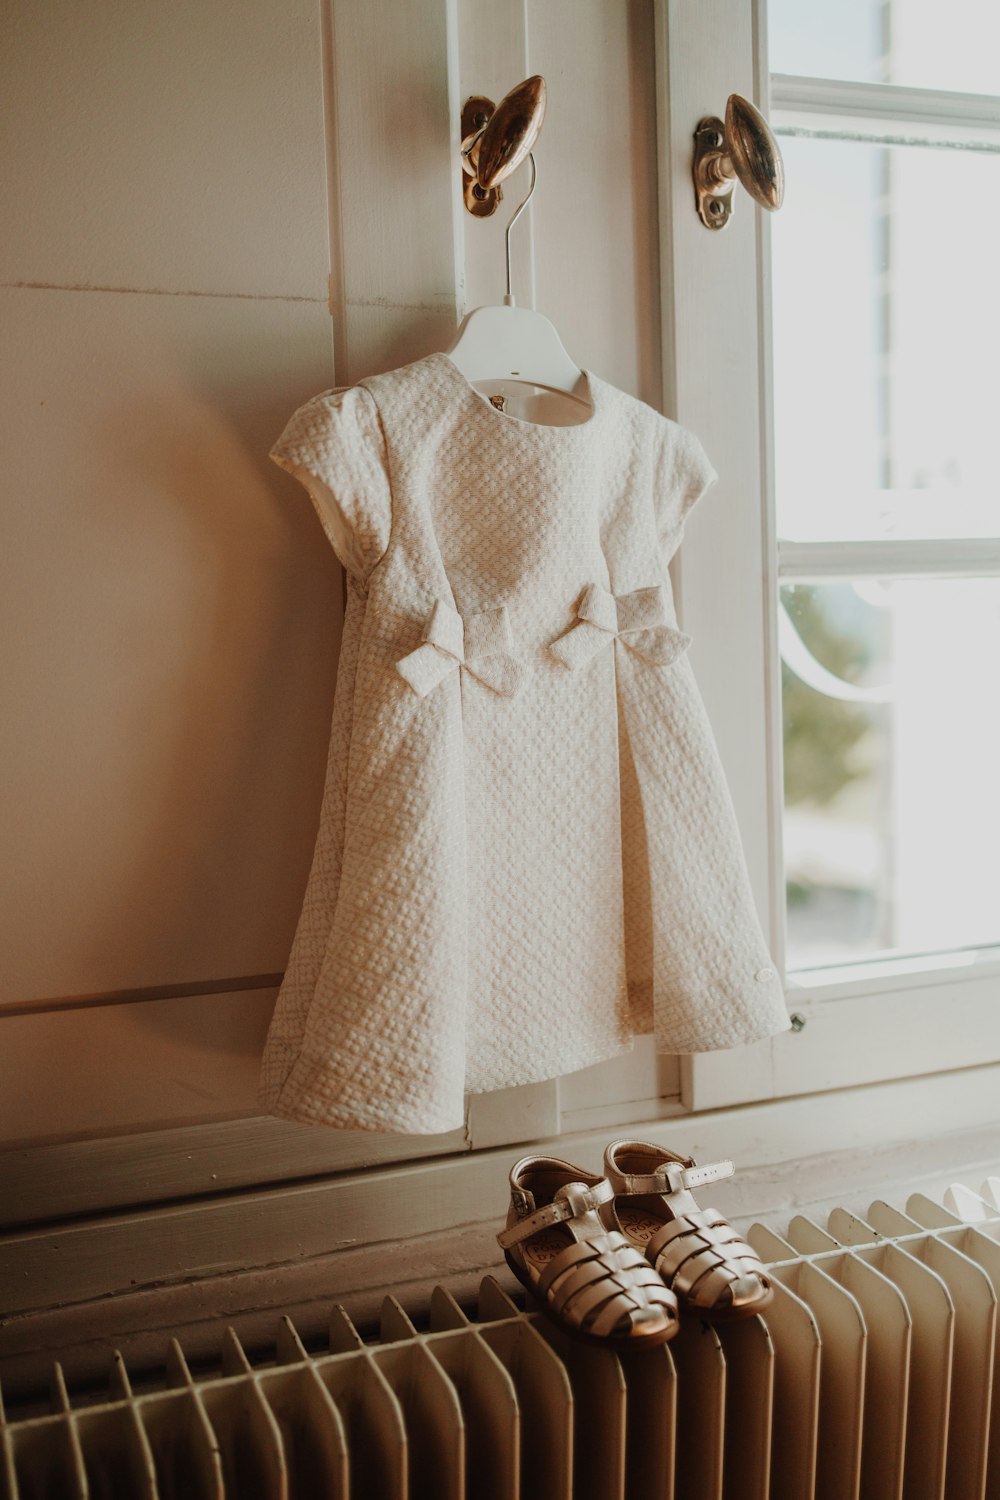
[693,93,785,230]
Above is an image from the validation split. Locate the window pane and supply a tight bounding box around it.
[772,135,1000,543]
[770,0,1000,95]
[782,578,1000,970]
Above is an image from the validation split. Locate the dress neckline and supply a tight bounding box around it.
[430,351,602,437]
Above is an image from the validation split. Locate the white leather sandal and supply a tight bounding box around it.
[604,1140,773,1320]
[497,1154,679,1350]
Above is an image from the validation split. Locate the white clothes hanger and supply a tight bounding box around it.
[446,155,587,401]
[446,77,590,415]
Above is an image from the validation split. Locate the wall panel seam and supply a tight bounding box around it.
[0,975,282,1019]
[2,279,325,302]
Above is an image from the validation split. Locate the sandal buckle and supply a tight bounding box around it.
[511,1187,532,1216]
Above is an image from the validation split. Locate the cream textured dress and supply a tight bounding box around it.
[259,351,790,1135]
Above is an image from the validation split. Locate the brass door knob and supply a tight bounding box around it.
[461,76,547,218]
[693,94,784,230]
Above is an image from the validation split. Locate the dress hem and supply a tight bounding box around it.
[465,1033,636,1099]
[657,1010,793,1055]
[258,1004,791,1137]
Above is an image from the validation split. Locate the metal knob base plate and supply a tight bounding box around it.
[693,93,784,231]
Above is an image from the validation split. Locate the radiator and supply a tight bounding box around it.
[2,1177,999,1500]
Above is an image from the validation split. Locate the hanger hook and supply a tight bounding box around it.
[503,152,537,306]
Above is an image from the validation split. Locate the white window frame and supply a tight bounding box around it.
[658,0,1000,1114]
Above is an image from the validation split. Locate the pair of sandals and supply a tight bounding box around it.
[497,1139,772,1352]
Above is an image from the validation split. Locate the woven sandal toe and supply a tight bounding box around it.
[497,1154,679,1350]
[604,1139,773,1321]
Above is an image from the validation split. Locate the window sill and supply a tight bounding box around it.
[3,1062,999,1397]
[788,943,1000,1001]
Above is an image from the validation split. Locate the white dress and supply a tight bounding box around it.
[258,351,790,1134]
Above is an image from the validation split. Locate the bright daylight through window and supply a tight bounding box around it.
[768,0,1000,971]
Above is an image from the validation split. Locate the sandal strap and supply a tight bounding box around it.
[557,1256,670,1327]
[543,1234,648,1303]
[588,1277,676,1338]
[645,1206,716,1259]
[545,1240,676,1334]
[496,1178,614,1248]
[537,1234,621,1296]
[611,1158,734,1197]
[650,1209,769,1304]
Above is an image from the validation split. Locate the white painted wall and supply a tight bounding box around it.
[1,0,345,1148]
[0,0,678,1153]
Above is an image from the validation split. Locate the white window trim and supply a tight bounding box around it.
[657,0,1000,1115]
[778,540,1000,579]
[771,73,1000,149]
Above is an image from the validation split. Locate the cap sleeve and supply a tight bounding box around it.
[269,385,392,580]
[655,419,719,564]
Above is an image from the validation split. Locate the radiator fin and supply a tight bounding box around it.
[2,1180,1000,1499]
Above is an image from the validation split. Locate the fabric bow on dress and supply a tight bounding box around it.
[548,582,692,670]
[396,599,526,698]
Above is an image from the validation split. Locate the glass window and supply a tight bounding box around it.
[772,136,1000,544]
[769,0,1000,96]
[782,578,1000,969]
[770,9,1000,975]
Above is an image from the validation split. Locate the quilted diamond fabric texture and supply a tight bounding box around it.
[258,351,790,1135]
